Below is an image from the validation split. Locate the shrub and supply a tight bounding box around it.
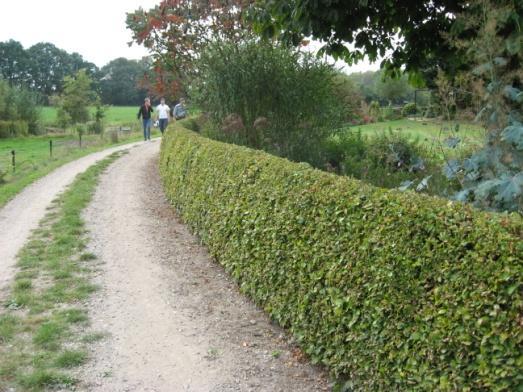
[160,125,523,391]
[0,78,41,135]
[381,104,403,121]
[402,102,417,116]
[324,128,438,190]
[192,39,344,166]
[86,120,103,134]
[0,120,29,138]
[179,117,202,133]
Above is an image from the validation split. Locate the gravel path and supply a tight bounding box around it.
[79,140,329,391]
[0,140,145,299]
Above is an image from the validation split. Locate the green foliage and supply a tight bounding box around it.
[347,70,416,106]
[193,39,344,165]
[251,0,465,76]
[99,58,148,105]
[381,104,403,121]
[0,120,29,138]
[161,126,523,390]
[0,77,41,135]
[324,129,441,190]
[331,73,364,122]
[56,69,97,126]
[402,102,417,116]
[445,0,523,213]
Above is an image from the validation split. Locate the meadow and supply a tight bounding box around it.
[0,117,160,207]
[40,106,138,126]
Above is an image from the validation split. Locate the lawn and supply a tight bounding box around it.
[40,106,138,126]
[349,118,486,148]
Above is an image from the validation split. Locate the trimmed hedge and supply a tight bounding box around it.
[160,126,523,391]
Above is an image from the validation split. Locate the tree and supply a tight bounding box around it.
[346,70,414,105]
[57,69,97,125]
[0,40,32,86]
[194,39,344,165]
[251,0,466,77]
[0,77,41,135]
[331,73,364,122]
[374,72,414,105]
[99,58,148,105]
[443,0,523,213]
[126,0,250,96]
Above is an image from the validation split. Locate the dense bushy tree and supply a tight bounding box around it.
[347,71,414,105]
[99,58,148,105]
[331,73,364,122]
[27,42,97,98]
[443,0,523,213]
[250,0,466,77]
[56,69,97,126]
[0,40,32,86]
[126,0,250,97]
[194,39,343,165]
[0,40,97,102]
[0,78,40,135]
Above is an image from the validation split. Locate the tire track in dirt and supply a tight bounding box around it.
[0,140,145,299]
[79,140,329,391]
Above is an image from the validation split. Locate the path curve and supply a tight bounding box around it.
[79,141,329,391]
[0,140,146,296]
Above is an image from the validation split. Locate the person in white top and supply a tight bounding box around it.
[156,98,171,135]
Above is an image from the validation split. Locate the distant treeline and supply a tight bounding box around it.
[0,40,149,106]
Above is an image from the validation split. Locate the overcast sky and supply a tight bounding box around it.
[0,0,380,73]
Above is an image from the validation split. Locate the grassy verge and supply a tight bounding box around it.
[0,129,160,208]
[0,152,122,391]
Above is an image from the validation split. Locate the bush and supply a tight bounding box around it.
[192,39,344,166]
[0,120,29,138]
[0,78,41,135]
[179,117,202,133]
[381,104,403,121]
[324,129,438,190]
[86,120,103,134]
[160,125,523,391]
[402,102,417,116]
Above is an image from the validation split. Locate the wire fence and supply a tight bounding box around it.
[0,123,141,186]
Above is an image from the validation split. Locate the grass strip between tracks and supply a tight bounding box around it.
[0,151,124,391]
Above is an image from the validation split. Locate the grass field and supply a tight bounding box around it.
[349,118,486,147]
[40,106,138,126]
[0,129,161,207]
[1,105,163,207]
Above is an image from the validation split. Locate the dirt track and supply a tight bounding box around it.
[0,141,144,299]
[78,140,329,391]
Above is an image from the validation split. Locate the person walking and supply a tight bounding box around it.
[138,97,153,141]
[156,97,170,135]
[173,98,187,120]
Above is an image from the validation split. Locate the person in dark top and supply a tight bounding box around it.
[137,97,153,141]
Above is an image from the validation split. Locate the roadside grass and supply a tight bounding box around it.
[0,152,123,391]
[0,129,160,208]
